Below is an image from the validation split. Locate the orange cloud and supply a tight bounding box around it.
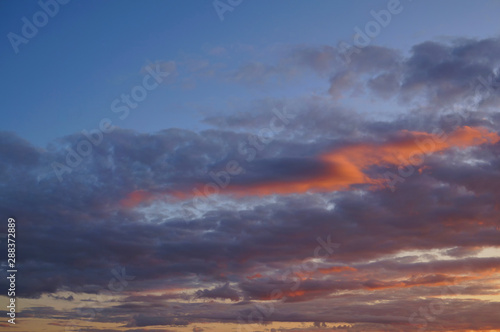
[258,289,308,301]
[246,273,263,280]
[120,126,500,208]
[228,126,499,196]
[317,266,357,274]
[364,274,479,290]
[121,189,155,208]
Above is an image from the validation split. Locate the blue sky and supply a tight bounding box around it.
[1,0,499,145]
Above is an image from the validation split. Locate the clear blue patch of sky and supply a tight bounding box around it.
[0,0,499,146]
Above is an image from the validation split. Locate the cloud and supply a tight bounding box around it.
[118,125,499,206]
[327,38,500,109]
[2,36,500,332]
[48,294,74,301]
[195,282,240,302]
[129,314,189,327]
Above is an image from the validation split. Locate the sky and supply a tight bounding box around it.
[1,0,500,331]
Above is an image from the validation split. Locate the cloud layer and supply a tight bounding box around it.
[1,37,500,331]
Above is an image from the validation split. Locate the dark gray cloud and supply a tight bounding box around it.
[328,38,500,109]
[195,282,240,301]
